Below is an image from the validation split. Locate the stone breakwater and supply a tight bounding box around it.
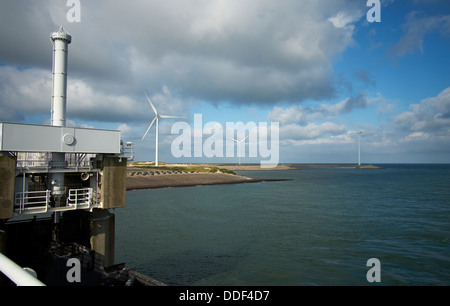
[126,167,289,190]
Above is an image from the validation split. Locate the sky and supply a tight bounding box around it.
[0,0,449,164]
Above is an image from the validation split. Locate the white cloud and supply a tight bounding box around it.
[0,66,52,121]
[395,87,450,135]
[399,131,431,143]
[268,92,372,124]
[268,106,306,125]
[280,122,347,140]
[329,10,361,28]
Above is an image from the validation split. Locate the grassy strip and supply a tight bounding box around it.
[130,163,236,175]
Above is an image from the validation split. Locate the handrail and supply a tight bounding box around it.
[67,188,93,208]
[0,252,46,286]
[14,188,95,215]
[15,190,50,214]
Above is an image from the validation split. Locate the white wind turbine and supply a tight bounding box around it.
[349,120,371,166]
[231,136,248,165]
[141,91,184,166]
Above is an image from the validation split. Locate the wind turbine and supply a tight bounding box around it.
[349,120,371,166]
[231,136,248,165]
[141,91,183,166]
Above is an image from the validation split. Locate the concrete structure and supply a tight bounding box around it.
[0,27,131,285]
[0,155,15,220]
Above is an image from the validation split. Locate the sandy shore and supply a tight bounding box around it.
[126,169,288,190]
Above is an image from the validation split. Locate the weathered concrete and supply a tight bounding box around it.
[0,156,15,220]
[89,209,115,268]
[101,156,127,209]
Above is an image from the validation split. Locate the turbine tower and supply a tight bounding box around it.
[349,120,371,166]
[141,91,183,166]
[232,136,248,165]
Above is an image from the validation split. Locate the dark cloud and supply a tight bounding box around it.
[0,0,366,109]
[391,11,450,57]
[354,70,376,86]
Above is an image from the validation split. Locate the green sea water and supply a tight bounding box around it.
[115,164,450,286]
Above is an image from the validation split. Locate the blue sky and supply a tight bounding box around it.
[0,0,449,164]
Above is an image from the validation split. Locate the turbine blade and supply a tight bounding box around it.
[144,91,158,116]
[159,115,185,119]
[348,119,358,132]
[141,117,157,141]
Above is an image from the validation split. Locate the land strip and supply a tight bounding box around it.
[126,163,289,190]
[125,162,382,190]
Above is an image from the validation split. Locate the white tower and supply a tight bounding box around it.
[49,26,72,207]
[51,26,72,127]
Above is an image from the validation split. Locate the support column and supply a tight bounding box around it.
[0,155,15,220]
[89,209,115,268]
[101,156,127,209]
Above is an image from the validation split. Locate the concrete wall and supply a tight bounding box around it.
[89,209,115,267]
[101,156,127,209]
[0,156,15,220]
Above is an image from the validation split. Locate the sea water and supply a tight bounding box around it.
[114,164,450,286]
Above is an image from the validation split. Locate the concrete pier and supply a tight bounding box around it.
[101,157,127,209]
[0,156,15,220]
[89,209,115,268]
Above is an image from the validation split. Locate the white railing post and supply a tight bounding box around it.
[0,252,46,286]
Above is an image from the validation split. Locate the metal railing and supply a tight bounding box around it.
[67,188,93,209]
[14,188,95,215]
[0,252,46,286]
[15,190,51,214]
[16,153,94,170]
